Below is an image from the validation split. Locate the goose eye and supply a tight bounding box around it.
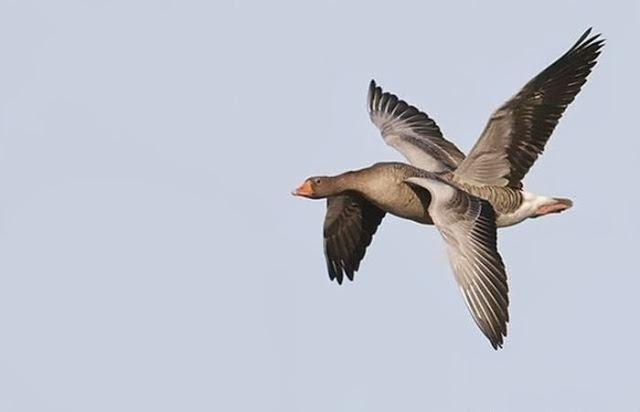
[314,178,321,184]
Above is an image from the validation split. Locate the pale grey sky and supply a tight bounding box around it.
[0,1,638,411]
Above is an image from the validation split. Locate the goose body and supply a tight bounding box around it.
[299,162,569,228]
[293,29,604,349]
[321,163,434,224]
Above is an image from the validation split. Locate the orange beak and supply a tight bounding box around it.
[292,180,313,197]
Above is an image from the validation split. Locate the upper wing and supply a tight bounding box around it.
[405,177,509,349]
[323,193,386,284]
[368,80,466,173]
[454,28,604,187]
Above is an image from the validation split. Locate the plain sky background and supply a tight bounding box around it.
[1,1,638,411]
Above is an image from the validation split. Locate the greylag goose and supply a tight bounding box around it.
[293,29,604,348]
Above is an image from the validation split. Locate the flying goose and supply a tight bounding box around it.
[292,29,604,348]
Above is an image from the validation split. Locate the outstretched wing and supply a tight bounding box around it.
[405,176,509,349]
[368,80,465,173]
[454,28,604,187]
[323,194,386,284]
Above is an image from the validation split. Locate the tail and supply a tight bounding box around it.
[554,197,574,209]
[532,197,573,218]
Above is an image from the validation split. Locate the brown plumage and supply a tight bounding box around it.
[293,29,604,349]
[454,29,604,188]
[323,194,385,284]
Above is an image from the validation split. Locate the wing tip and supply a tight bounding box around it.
[572,27,606,53]
[325,254,359,285]
[490,337,505,350]
[367,78,382,113]
[367,79,375,112]
[328,267,356,285]
[487,318,508,350]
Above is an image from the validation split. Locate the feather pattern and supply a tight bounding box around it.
[454,28,604,187]
[368,80,466,172]
[405,176,509,349]
[323,194,386,284]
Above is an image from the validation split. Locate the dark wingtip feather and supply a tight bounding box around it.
[571,27,592,49]
[326,257,343,284]
[367,79,379,110]
[345,268,355,282]
[571,27,605,53]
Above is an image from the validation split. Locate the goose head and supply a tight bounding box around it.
[292,176,333,199]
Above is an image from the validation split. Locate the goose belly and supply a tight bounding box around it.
[496,207,535,227]
[364,184,433,225]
